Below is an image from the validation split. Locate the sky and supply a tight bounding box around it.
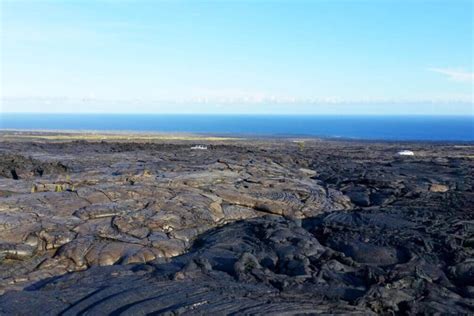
[0,0,473,115]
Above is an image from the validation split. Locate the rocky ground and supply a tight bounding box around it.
[0,132,473,314]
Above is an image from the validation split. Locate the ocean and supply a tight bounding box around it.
[1,114,473,141]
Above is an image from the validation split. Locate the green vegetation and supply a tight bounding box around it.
[297,141,305,151]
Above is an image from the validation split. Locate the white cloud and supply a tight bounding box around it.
[429,68,474,83]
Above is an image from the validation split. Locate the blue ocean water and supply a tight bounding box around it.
[1,114,473,141]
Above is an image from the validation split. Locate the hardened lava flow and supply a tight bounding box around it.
[0,133,472,314]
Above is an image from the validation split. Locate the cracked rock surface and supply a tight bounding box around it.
[0,135,473,314]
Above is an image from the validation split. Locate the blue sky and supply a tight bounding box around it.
[1,0,473,114]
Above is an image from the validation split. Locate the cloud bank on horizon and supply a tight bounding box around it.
[0,0,472,115]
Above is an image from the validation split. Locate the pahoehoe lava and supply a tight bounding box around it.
[0,133,473,314]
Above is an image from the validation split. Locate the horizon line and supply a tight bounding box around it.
[1,112,473,117]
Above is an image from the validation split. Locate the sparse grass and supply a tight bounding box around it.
[1,133,239,142]
[64,174,76,191]
[296,141,305,151]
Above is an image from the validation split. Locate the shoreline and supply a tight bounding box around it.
[1,129,474,145]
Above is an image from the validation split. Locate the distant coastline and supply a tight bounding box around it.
[1,114,473,141]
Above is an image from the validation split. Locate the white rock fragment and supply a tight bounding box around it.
[299,168,318,176]
[397,150,414,156]
[191,145,208,150]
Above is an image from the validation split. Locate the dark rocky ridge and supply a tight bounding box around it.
[0,135,472,314]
